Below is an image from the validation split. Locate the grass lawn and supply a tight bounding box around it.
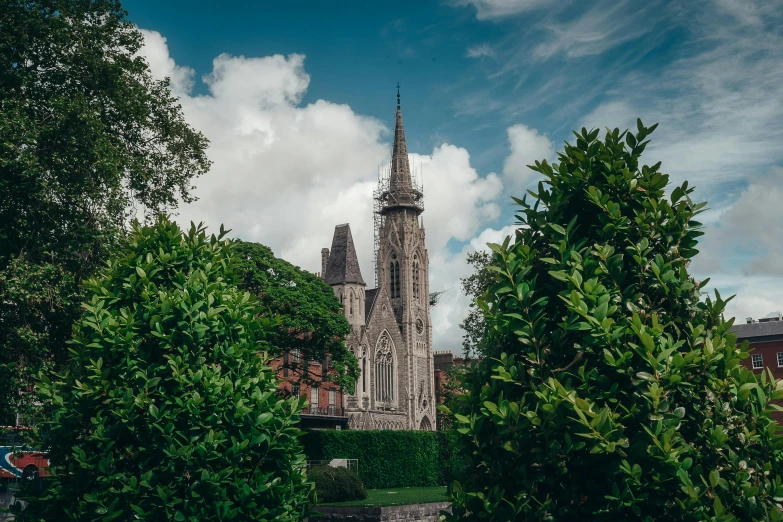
[318,486,449,507]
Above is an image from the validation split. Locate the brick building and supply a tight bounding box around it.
[269,353,348,430]
[730,311,783,421]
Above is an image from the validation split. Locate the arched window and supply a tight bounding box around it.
[350,290,354,316]
[394,261,400,298]
[389,254,400,298]
[389,260,395,298]
[375,333,394,403]
[413,255,420,299]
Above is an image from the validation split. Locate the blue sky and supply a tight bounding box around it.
[127,0,783,352]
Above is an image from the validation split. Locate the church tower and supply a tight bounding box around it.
[319,86,435,431]
[374,86,435,431]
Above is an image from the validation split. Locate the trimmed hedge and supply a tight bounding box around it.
[309,466,367,503]
[301,430,462,489]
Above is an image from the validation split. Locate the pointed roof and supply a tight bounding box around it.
[390,84,412,193]
[324,224,365,285]
[381,84,423,215]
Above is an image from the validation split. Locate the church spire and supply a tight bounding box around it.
[381,84,423,215]
[390,83,412,193]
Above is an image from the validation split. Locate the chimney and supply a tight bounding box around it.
[746,317,753,324]
[321,248,329,277]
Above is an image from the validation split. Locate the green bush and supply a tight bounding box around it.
[444,122,783,521]
[309,466,367,503]
[15,218,312,521]
[301,430,461,489]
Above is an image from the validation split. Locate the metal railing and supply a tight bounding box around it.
[302,405,343,417]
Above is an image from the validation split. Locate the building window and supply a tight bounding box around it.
[389,254,400,299]
[777,353,783,368]
[375,334,394,403]
[752,353,763,369]
[328,389,336,415]
[413,256,420,299]
[310,386,319,412]
[292,384,300,398]
[394,261,400,298]
[350,291,354,315]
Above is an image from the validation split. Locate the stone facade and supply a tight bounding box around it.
[320,95,436,431]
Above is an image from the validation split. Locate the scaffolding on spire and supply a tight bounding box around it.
[373,159,423,286]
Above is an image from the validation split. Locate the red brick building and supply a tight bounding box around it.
[269,350,348,430]
[731,311,783,421]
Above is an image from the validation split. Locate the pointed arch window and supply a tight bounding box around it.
[413,255,420,299]
[375,333,394,403]
[389,254,400,298]
[350,290,354,316]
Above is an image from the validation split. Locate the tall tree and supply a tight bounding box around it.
[444,122,783,521]
[14,219,311,521]
[459,250,493,359]
[231,241,359,393]
[0,0,210,424]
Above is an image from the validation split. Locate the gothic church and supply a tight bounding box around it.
[319,92,436,431]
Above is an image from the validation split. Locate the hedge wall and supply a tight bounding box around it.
[301,430,462,489]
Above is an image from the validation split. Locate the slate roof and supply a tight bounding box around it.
[323,224,365,286]
[365,288,378,323]
[730,320,783,341]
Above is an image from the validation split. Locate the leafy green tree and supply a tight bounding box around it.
[232,241,358,392]
[0,0,210,424]
[14,218,311,521]
[437,364,469,432]
[459,250,493,359]
[443,122,783,521]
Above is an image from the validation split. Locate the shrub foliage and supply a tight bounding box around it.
[309,466,367,503]
[301,430,461,489]
[16,218,311,521]
[444,122,783,521]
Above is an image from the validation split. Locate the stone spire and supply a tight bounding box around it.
[382,84,423,215]
[390,83,412,193]
[324,224,365,285]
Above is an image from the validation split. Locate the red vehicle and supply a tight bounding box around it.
[0,446,48,480]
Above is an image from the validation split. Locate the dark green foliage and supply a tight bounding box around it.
[459,251,493,359]
[309,466,367,503]
[437,364,470,432]
[14,218,311,521]
[301,430,462,489]
[444,122,783,521]
[232,241,358,392]
[0,0,210,424]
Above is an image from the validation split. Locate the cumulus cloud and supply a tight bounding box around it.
[138,29,507,352]
[502,124,555,190]
[429,224,518,353]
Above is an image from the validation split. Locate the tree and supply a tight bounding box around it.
[437,364,469,432]
[0,0,210,424]
[459,251,493,359]
[443,122,783,521]
[15,218,311,521]
[231,241,358,392]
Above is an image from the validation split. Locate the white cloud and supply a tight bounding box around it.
[138,29,195,94]
[502,124,555,190]
[451,0,556,20]
[138,30,507,352]
[429,224,518,353]
[466,43,495,58]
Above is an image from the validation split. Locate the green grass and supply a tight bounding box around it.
[318,486,449,507]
